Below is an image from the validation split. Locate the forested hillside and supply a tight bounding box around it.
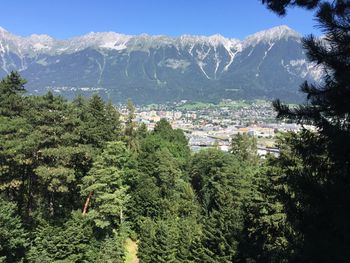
[0,71,261,262]
[1,1,350,261]
[0,56,348,263]
[0,72,303,262]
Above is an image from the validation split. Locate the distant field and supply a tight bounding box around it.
[176,101,216,110]
[175,99,272,111]
[257,137,276,147]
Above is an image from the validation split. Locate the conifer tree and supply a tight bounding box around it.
[124,99,138,150]
[81,141,133,229]
[261,1,350,261]
[137,218,157,263]
[136,122,148,140]
[0,196,28,262]
[28,211,98,262]
[152,220,178,263]
[97,230,126,263]
[237,151,296,262]
[0,71,27,117]
[189,149,257,261]
[230,133,258,163]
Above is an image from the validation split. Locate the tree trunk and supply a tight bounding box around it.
[120,207,123,224]
[82,191,93,215]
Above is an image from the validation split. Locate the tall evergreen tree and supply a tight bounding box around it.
[261,1,350,261]
[81,95,121,147]
[0,196,28,262]
[28,211,98,263]
[230,133,258,163]
[0,71,27,117]
[237,146,297,263]
[124,99,138,151]
[81,141,133,230]
[189,149,257,262]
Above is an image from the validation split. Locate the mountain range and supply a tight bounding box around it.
[0,25,322,103]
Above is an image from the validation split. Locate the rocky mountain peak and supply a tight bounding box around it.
[0,25,321,104]
[244,25,301,47]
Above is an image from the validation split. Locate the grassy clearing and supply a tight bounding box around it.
[177,101,215,110]
[125,238,139,263]
[257,137,276,147]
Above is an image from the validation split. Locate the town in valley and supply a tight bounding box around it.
[119,99,314,156]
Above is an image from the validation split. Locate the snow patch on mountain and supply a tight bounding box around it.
[0,25,323,86]
[281,58,324,81]
[197,61,210,79]
[306,63,324,81]
[243,25,300,47]
[0,25,299,57]
[66,32,132,52]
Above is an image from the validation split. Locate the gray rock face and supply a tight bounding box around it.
[0,25,322,103]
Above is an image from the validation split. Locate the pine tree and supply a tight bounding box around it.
[0,71,27,117]
[81,142,133,230]
[28,211,98,262]
[261,1,350,261]
[230,133,258,163]
[153,119,190,166]
[27,93,93,219]
[189,149,257,262]
[136,122,148,140]
[138,218,180,263]
[105,101,122,139]
[97,230,126,263]
[124,99,138,151]
[0,196,28,262]
[153,220,178,263]
[237,151,296,263]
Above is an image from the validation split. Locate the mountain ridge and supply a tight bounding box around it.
[0,25,322,104]
[0,25,299,55]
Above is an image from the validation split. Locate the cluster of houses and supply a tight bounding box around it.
[118,104,315,157]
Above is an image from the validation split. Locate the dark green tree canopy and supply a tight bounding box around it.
[0,71,27,95]
[262,0,320,15]
[259,1,350,261]
[266,0,350,142]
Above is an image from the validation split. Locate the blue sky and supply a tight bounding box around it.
[1,0,319,39]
